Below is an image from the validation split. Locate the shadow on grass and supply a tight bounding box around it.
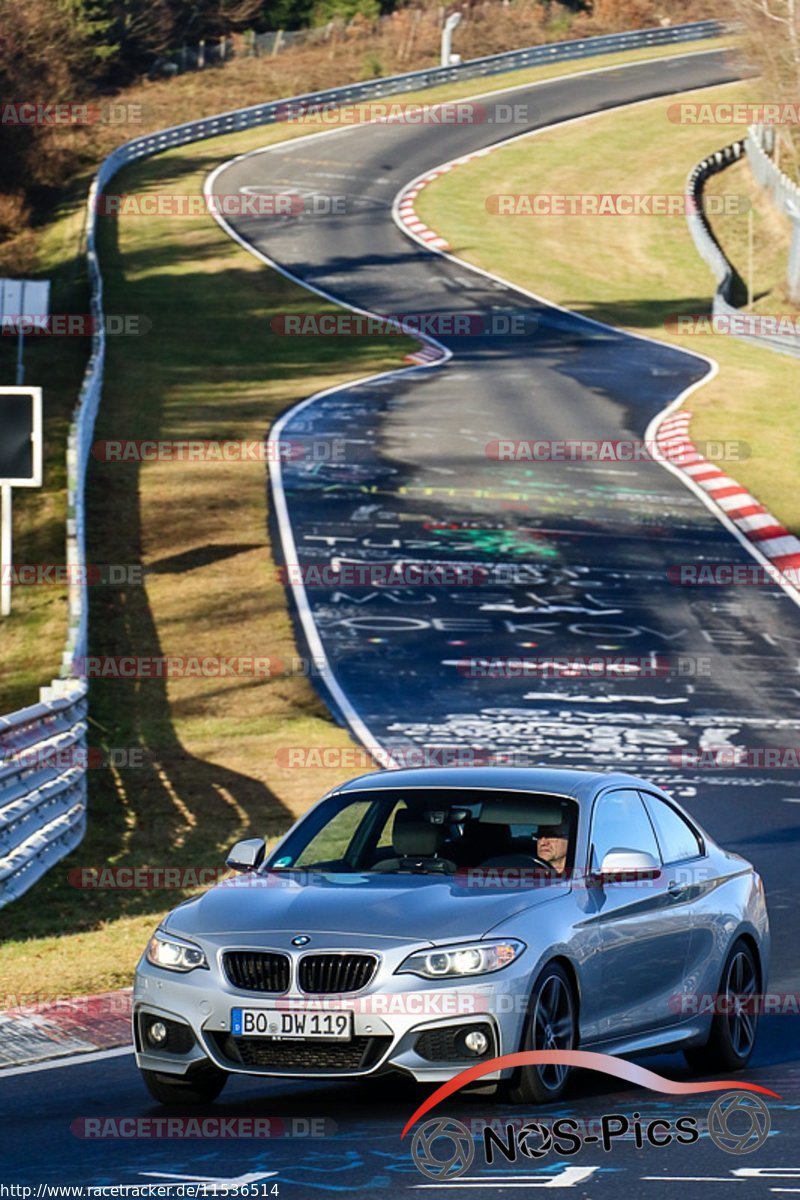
[2,150,418,942]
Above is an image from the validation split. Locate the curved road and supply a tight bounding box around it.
[3,48,800,1199]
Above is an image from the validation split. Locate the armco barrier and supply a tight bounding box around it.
[686,138,800,357]
[0,681,88,904]
[0,19,729,907]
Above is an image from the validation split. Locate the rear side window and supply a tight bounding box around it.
[640,793,703,864]
[590,788,660,870]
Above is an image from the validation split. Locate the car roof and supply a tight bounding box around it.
[332,766,652,803]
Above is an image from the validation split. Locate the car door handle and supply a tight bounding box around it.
[667,881,685,897]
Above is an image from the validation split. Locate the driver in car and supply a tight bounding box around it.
[536,820,571,876]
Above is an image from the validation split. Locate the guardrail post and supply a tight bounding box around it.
[1,485,11,617]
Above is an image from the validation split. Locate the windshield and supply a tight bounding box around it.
[264,788,578,877]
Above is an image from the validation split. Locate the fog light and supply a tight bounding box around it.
[148,1020,168,1046]
[464,1030,489,1055]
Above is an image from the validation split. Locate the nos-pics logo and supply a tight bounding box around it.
[411,1093,772,1181]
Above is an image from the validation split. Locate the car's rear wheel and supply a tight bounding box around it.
[141,1061,228,1106]
[684,938,759,1074]
[505,962,576,1104]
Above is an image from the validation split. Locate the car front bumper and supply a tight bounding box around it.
[133,935,535,1083]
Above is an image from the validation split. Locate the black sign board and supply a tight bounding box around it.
[0,389,41,486]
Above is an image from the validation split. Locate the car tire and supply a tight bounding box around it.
[141,1061,228,1106]
[684,938,759,1074]
[504,962,577,1105]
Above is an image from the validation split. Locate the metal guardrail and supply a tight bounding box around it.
[0,680,88,904]
[686,139,800,358]
[0,18,730,907]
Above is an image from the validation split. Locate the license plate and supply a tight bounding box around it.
[231,1008,353,1041]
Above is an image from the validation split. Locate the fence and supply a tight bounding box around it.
[746,123,800,305]
[151,15,726,76]
[686,138,800,357]
[0,18,729,907]
[150,24,354,76]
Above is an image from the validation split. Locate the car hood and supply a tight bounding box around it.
[165,870,567,942]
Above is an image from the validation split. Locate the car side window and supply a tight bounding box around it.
[590,788,660,871]
[640,793,702,864]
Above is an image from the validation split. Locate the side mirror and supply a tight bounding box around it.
[597,849,660,883]
[226,837,266,873]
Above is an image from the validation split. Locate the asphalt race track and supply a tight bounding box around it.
[3,48,800,1198]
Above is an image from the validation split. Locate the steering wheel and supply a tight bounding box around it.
[529,855,559,875]
[477,852,558,876]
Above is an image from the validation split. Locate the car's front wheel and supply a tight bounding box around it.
[684,938,759,1074]
[141,1061,228,1106]
[505,962,577,1104]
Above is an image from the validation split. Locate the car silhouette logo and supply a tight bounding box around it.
[291,935,311,946]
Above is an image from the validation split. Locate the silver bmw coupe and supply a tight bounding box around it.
[133,767,769,1105]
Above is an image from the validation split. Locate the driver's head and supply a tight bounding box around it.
[537,820,571,875]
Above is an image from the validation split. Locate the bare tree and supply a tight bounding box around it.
[732,0,800,176]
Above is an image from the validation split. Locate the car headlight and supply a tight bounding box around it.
[397,939,525,979]
[146,931,208,973]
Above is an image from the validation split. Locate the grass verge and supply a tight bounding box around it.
[415,79,800,533]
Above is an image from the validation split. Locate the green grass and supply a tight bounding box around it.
[416,79,800,534]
